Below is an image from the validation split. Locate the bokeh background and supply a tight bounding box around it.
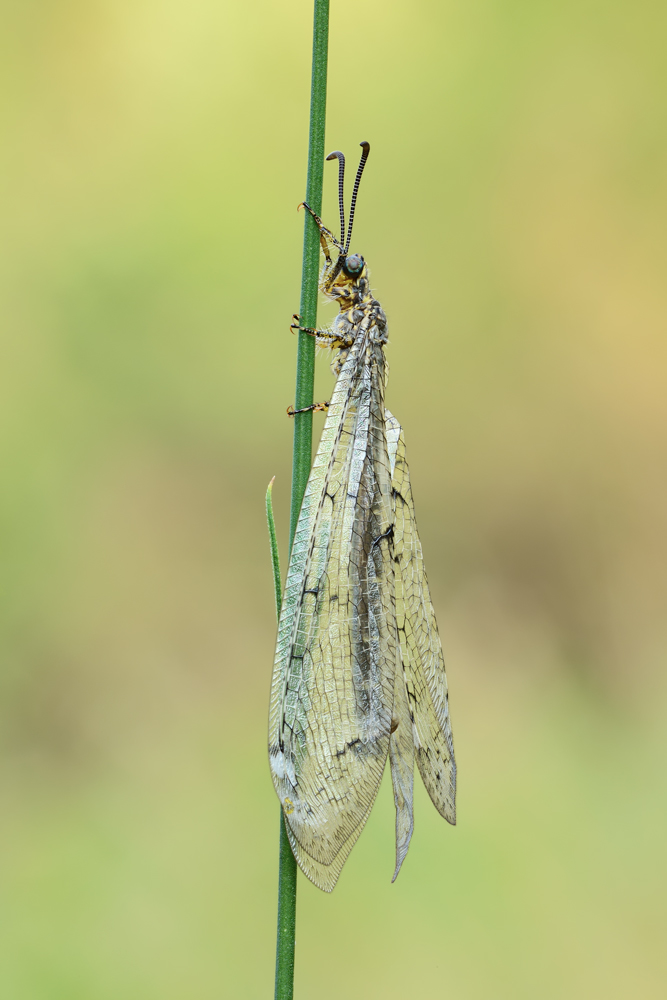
[2,0,666,996]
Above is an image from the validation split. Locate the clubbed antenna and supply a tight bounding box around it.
[326,150,346,248]
[344,141,370,253]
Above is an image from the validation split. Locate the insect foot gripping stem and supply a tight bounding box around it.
[286,402,330,417]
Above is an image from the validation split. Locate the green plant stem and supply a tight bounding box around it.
[275,3,330,999]
[289,0,330,549]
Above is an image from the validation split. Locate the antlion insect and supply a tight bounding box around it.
[269,142,456,892]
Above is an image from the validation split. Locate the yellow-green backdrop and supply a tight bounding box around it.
[1,1,665,997]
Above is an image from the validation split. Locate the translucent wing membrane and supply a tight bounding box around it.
[269,334,398,892]
[269,391,456,892]
[386,411,456,858]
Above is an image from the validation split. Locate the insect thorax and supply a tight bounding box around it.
[329,300,387,375]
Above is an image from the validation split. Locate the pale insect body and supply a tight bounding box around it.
[269,144,455,892]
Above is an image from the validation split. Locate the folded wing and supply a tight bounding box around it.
[386,409,456,881]
[269,337,397,892]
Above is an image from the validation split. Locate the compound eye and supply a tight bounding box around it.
[344,254,364,275]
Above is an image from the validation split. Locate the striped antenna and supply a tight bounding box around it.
[344,141,370,253]
[326,150,346,248]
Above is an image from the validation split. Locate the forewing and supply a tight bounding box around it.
[386,410,456,826]
[269,339,397,891]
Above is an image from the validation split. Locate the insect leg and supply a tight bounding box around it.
[298,202,344,255]
[290,315,340,346]
[286,401,330,417]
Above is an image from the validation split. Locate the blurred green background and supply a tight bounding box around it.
[1,0,666,997]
